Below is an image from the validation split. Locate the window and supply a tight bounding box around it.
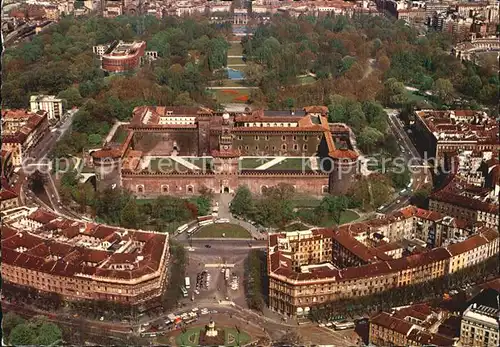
[238,136,242,140]
[282,144,287,150]
[265,146,269,150]
[255,146,259,150]
[137,185,144,193]
[293,135,297,141]
[162,185,169,193]
[282,136,286,141]
[245,145,249,150]
[322,186,329,194]
[265,135,269,141]
[187,185,194,194]
[304,135,308,140]
[255,135,259,140]
[303,144,308,150]
[293,144,298,150]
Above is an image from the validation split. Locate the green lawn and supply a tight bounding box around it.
[175,327,201,346]
[227,57,245,66]
[291,198,322,208]
[228,43,244,56]
[187,157,213,170]
[148,158,191,173]
[297,75,316,85]
[224,328,251,346]
[268,158,316,171]
[111,125,128,144]
[172,327,250,347]
[239,157,273,169]
[318,210,360,227]
[195,223,252,238]
[211,79,246,87]
[281,222,310,232]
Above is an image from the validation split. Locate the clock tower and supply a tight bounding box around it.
[212,113,240,193]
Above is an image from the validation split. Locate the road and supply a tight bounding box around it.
[382,109,431,214]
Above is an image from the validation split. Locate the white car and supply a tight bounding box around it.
[194,289,200,295]
[319,323,326,328]
[326,322,333,327]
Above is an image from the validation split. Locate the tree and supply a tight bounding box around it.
[2,312,26,339]
[380,78,408,107]
[278,330,304,345]
[34,322,63,345]
[173,92,194,106]
[432,78,454,105]
[28,170,46,194]
[357,126,385,154]
[120,199,141,228]
[9,324,37,345]
[57,87,83,108]
[243,62,264,86]
[230,186,255,218]
[317,195,350,225]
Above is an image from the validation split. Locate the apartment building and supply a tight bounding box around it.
[267,206,498,317]
[370,304,455,346]
[461,303,499,347]
[30,94,64,122]
[1,109,49,166]
[1,206,171,305]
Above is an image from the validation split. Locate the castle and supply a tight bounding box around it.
[91,106,360,197]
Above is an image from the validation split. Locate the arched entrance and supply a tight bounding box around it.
[223,186,230,194]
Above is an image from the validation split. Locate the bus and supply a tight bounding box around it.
[177,224,189,234]
[185,276,191,289]
[332,321,355,330]
[186,226,197,234]
[180,286,188,297]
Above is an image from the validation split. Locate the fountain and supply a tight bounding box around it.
[199,319,225,346]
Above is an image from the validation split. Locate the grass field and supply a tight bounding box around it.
[111,125,128,144]
[228,43,244,56]
[195,223,252,238]
[175,327,201,346]
[211,79,246,87]
[172,327,250,347]
[239,157,273,169]
[281,222,310,232]
[268,158,315,171]
[297,75,316,85]
[224,328,251,346]
[319,210,360,227]
[227,57,245,66]
[209,89,251,103]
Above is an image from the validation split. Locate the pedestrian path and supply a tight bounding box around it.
[255,157,286,170]
[170,156,200,170]
[104,120,129,143]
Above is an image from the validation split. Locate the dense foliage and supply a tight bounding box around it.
[2,15,230,156]
[244,249,266,311]
[3,313,62,346]
[57,170,211,232]
[310,255,499,322]
[243,14,498,111]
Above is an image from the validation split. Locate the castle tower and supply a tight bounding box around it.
[212,113,239,194]
[91,148,122,192]
[328,155,358,195]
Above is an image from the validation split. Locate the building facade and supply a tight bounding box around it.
[1,207,170,305]
[1,109,50,166]
[267,206,498,317]
[91,106,360,197]
[461,303,499,347]
[30,94,64,122]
